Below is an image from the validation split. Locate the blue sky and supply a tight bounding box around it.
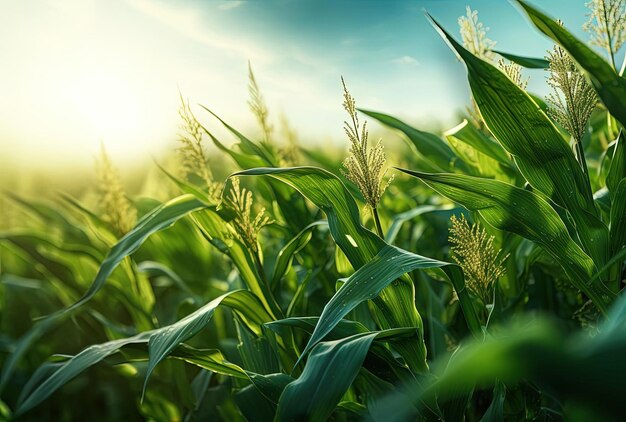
[0,0,598,168]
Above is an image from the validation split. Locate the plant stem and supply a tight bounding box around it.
[372,207,384,238]
[574,136,591,186]
[252,249,283,318]
[601,1,617,70]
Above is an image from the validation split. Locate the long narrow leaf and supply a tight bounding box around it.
[1,195,206,392]
[515,0,626,127]
[429,14,609,268]
[399,169,613,312]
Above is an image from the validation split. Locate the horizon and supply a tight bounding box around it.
[0,0,601,173]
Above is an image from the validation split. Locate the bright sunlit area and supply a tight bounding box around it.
[1,0,590,172]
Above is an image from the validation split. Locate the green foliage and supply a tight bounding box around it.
[1,2,625,421]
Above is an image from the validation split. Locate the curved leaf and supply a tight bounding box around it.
[16,289,272,416]
[515,0,626,127]
[276,329,416,422]
[399,169,613,312]
[359,109,458,172]
[155,161,212,201]
[234,167,481,371]
[1,195,207,392]
[443,119,512,169]
[299,244,481,361]
[385,204,454,244]
[610,179,626,257]
[271,221,327,287]
[493,50,549,69]
[16,332,153,416]
[429,14,609,268]
[607,131,625,197]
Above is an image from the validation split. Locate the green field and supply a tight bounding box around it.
[1,1,626,421]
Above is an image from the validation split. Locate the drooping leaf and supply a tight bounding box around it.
[16,289,272,416]
[1,195,207,392]
[299,244,481,361]
[399,169,613,312]
[234,167,481,371]
[385,204,454,244]
[16,332,153,416]
[69,194,207,312]
[143,289,272,395]
[443,119,512,169]
[359,109,458,172]
[429,14,609,268]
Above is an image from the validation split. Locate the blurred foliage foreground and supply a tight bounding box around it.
[1,1,626,421]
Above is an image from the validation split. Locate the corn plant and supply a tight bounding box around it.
[0,1,625,421]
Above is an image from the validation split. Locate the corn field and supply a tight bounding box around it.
[1,1,626,421]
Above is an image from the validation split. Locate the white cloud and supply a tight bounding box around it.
[393,55,420,66]
[217,1,244,11]
[126,0,271,62]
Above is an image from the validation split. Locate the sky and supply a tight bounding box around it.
[0,0,595,170]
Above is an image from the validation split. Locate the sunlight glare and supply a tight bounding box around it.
[68,71,143,145]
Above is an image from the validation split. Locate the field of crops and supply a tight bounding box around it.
[1,1,625,420]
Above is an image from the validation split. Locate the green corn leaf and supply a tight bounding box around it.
[202,125,268,169]
[0,195,207,393]
[235,317,281,375]
[6,194,91,245]
[155,161,213,202]
[444,120,513,169]
[492,50,550,69]
[607,131,626,197]
[144,290,272,395]
[235,373,294,422]
[16,289,272,416]
[385,294,626,420]
[268,316,419,384]
[191,208,282,318]
[58,193,118,245]
[234,167,482,370]
[0,233,87,291]
[198,113,313,233]
[199,105,277,166]
[168,345,248,379]
[429,14,610,268]
[398,169,613,313]
[276,329,416,422]
[69,194,206,312]
[385,204,454,244]
[515,0,626,127]
[481,381,506,422]
[271,221,326,287]
[359,109,458,172]
[594,186,612,213]
[266,316,370,339]
[298,243,480,362]
[610,179,626,257]
[15,332,153,416]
